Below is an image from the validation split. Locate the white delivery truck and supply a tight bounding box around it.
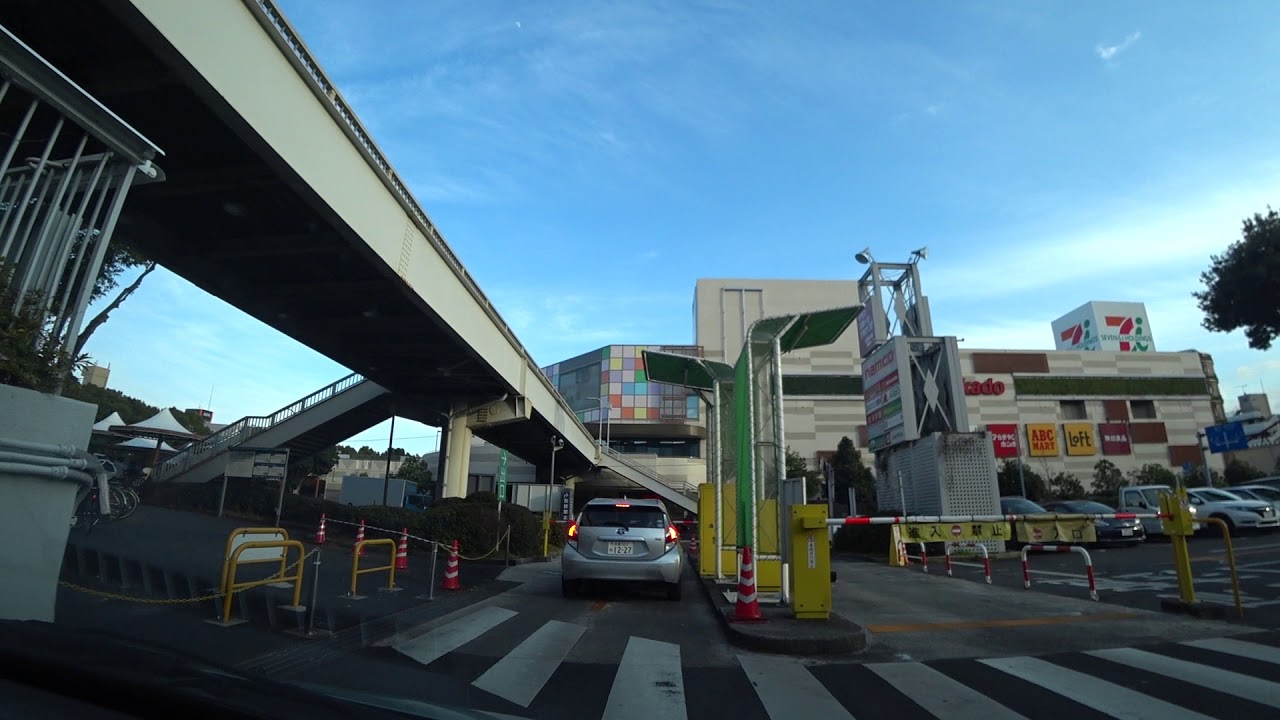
[338,475,425,508]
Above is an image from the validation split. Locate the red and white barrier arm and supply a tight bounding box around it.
[944,542,991,584]
[1021,543,1097,601]
[830,512,1167,526]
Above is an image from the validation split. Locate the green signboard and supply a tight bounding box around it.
[496,449,509,500]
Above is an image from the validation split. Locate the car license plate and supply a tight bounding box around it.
[1120,528,1133,537]
[607,542,634,555]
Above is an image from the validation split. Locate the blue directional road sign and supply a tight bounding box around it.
[1204,421,1249,454]
[1182,461,1195,477]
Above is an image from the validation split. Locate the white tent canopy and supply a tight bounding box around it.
[116,437,178,453]
[92,412,125,433]
[111,408,198,439]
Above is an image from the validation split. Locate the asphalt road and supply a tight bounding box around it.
[237,558,1280,720]
[943,532,1280,626]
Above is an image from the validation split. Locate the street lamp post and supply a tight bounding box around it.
[544,437,564,556]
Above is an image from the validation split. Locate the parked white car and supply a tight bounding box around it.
[1185,487,1280,533]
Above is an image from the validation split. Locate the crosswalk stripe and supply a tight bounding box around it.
[1087,647,1280,709]
[737,653,855,720]
[1182,637,1280,666]
[978,655,1216,720]
[867,662,1028,720]
[471,620,587,707]
[395,606,518,667]
[602,637,686,720]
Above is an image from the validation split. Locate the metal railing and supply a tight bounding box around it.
[154,373,367,481]
[600,446,697,496]
[242,0,596,451]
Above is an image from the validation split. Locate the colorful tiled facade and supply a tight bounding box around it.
[543,344,701,424]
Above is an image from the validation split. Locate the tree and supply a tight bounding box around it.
[0,264,88,392]
[1046,471,1085,500]
[287,445,339,491]
[996,460,1046,501]
[393,455,434,493]
[1194,206,1280,350]
[785,447,823,498]
[831,436,875,512]
[1092,459,1126,497]
[1128,463,1177,486]
[1224,458,1265,486]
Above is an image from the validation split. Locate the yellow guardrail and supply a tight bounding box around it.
[220,539,306,624]
[349,538,398,597]
[219,527,290,594]
[1199,517,1244,618]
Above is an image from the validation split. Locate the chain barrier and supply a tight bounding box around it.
[323,517,512,561]
[58,548,320,605]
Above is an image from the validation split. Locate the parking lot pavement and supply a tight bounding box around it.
[942,533,1280,627]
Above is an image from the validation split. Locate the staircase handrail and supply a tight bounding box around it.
[600,445,696,495]
[155,373,365,480]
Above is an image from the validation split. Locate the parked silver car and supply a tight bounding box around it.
[562,498,683,600]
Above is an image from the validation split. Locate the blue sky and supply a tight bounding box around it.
[83,1,1280,454]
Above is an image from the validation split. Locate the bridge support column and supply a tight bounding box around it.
[443,413,472,499]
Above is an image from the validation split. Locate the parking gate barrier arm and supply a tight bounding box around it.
[220,540,305,624]
[220,527,290,594]
[1199,517,1244,618]
[350,538,398,597]
[1021,544,1097,601]
[944,542,991,584]
[831,512,1167,526]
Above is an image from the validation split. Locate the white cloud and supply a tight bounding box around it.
[1096,31,1142,61]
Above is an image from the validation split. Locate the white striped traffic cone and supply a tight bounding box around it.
[733,545,764,622]
[355,518,366,556]
[395,528,409,571]
[314,513,327,544]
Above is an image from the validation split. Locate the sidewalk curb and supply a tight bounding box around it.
[696,573,867,655]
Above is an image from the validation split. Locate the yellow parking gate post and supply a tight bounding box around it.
[211,539,306,626]
[349,538,400,599]
[790,504,831,620]
[1160,486,1198,606]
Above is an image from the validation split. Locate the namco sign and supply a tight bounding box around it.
[964,378,1007,396]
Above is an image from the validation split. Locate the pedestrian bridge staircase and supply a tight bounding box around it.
[598,446,699,514]
[152,373,392,484]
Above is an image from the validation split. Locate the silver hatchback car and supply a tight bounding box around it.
[561,498,683,600]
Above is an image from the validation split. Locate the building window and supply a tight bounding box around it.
[1060,401,1087,420]
[606,438,701,458]
[1131,400,1157,420]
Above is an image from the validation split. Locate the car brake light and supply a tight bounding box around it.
[665,525,678,544]
[614,503,631,508]
[567,521,578,545]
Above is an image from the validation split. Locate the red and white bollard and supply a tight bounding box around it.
[314,513,327,544]
[905,541,928,573]
[355,518,366,556]
[1021,544,1097,601]
[944,542,991,584]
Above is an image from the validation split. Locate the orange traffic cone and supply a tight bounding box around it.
[355,518,366,556]
[395,528,410,571]
[732,545,764,622]
[315,513,327,544]
[441,539,461,591]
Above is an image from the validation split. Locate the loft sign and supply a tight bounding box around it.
[964,378,1006,396]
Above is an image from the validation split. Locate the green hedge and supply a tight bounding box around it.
[1013,376,1208,397]
[782,374,862,396]
[166,480,557,557]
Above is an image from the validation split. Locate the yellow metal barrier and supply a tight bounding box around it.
[1200,517,1244,619]
[349,538,399,598]
[219,540,305,624]
[790,504,832,619]
[219,527,290,594]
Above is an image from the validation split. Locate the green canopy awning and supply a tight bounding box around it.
[642,350,733,391]
[779,306,860,352]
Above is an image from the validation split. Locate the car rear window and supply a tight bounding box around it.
[580,505,666,529]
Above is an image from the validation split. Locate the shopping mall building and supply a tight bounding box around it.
[455,279,1228,501]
